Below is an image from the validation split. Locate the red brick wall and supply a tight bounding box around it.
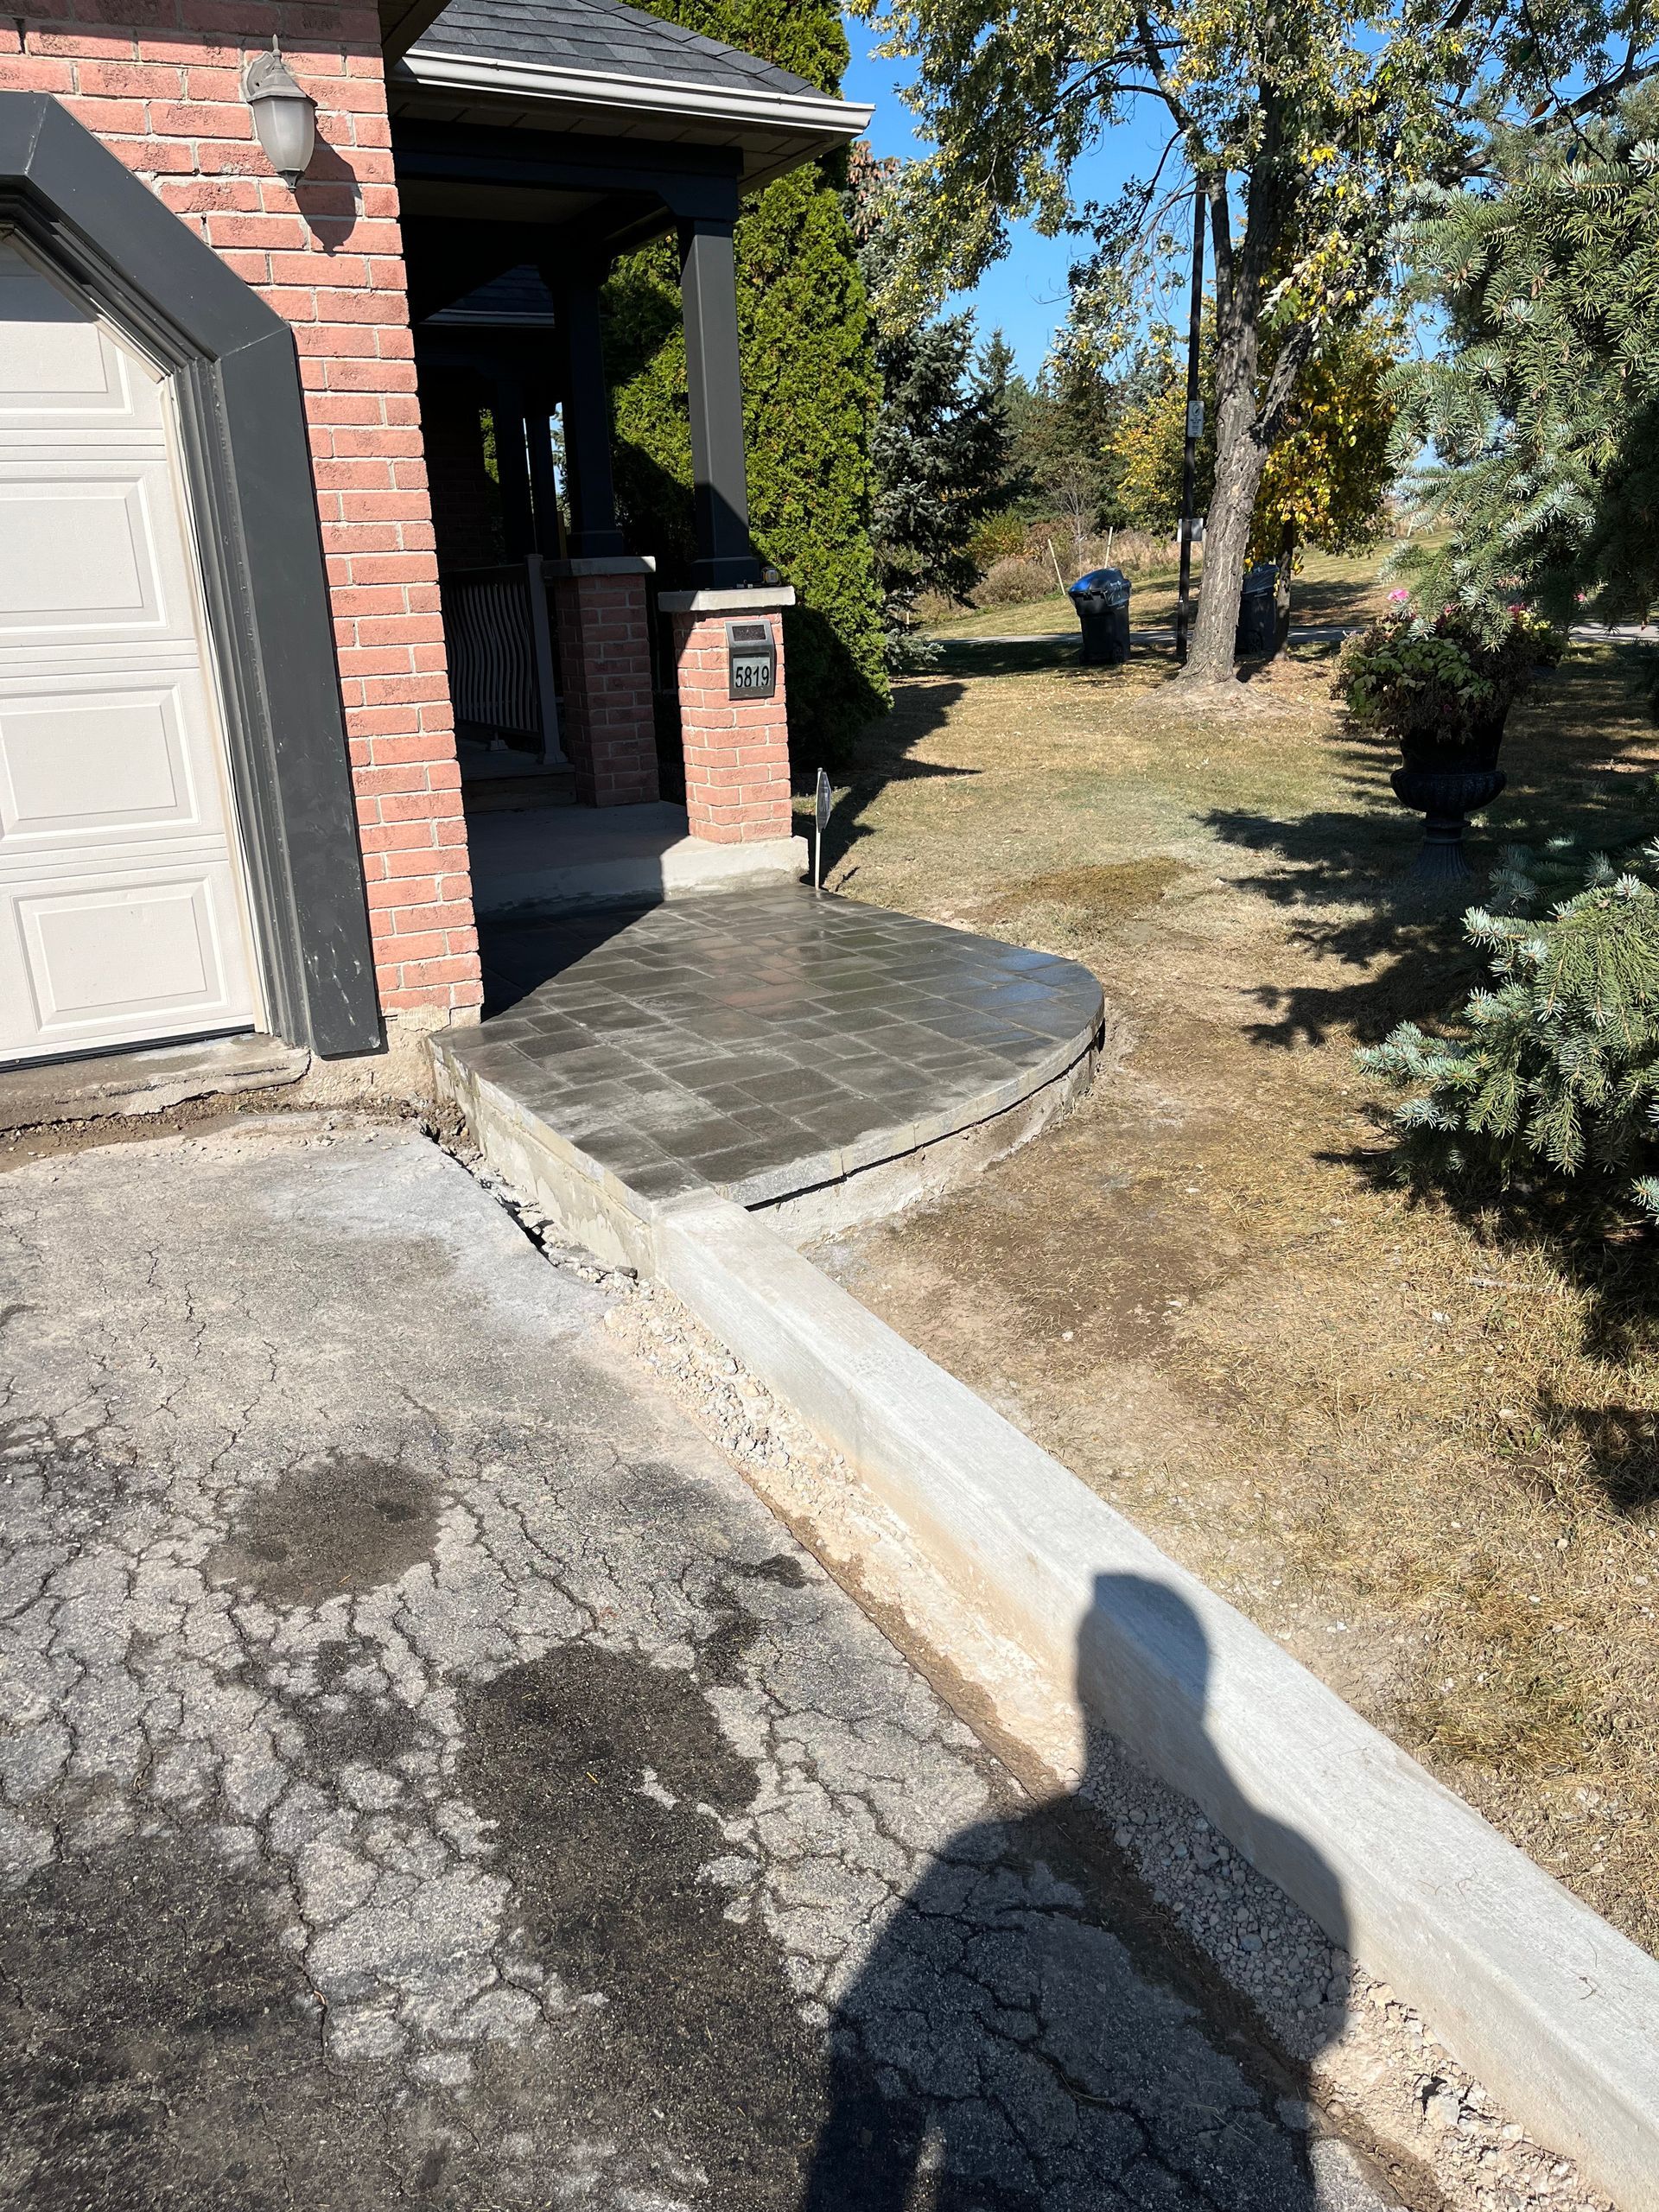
[0,3,481,1029]
[671,607,791,843]
[552,571,660,809]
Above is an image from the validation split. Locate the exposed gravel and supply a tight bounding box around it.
[467,1162,1618,2212]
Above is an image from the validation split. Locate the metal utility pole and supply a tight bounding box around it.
[1174,179,1206,665]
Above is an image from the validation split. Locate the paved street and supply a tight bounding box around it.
[0,1122,1373,2209]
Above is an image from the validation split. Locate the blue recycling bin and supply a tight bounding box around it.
[1067,568,1132,665]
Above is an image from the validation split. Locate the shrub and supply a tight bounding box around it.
[1338,599,1563,745]
[1022,524,1173,581]
[909,527,1179,626]
[976,555,1055,606]
[1096,529,1173,577]
[1359,842,1659,1225]
[968,510,1030,566]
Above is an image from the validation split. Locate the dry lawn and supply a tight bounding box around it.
[804,626,1659,1958]
[931,545,1395,640]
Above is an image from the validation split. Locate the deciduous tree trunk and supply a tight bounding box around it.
[1177,120,1311,687]
[1184,366,1270,683]
[1274,519,1296,652]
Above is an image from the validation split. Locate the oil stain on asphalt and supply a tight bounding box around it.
[0,1833,400,2211]
[459,1630,837,2209]
[206,1455,440,1608]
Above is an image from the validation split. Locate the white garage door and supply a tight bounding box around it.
[0,235,260,1065]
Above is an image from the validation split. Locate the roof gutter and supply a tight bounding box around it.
[397,46,874,145]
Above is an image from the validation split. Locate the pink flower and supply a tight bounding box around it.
[1388,588,1410,602]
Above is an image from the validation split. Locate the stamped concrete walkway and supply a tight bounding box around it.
[0,1123,1382,2209]
[452,886,1103,1211]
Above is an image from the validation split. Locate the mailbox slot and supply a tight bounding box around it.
[725,617,777,702]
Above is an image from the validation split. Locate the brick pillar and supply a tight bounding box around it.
[0,6,483,1035]
[662,591,794,844]
[549,558,659,808]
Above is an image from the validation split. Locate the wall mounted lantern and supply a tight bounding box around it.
[245,40,317,192]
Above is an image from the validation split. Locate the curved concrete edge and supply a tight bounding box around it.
[430,1042,1659,2209]
[747,1036,1102,1242]
[721,984,1104,1216]
[429,1039,1096,1269]
[430,969,1104,1236]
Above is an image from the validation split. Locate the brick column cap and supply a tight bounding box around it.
[660,585,796,614]
[547,556,657,579]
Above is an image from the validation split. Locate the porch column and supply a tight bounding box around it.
[543,267,658,808]
[523,390,565,558]
[677,215,759,589]
[666,218,793,845]
[660,586,796,845]
[554,276,626,559]
[486,379,535,559]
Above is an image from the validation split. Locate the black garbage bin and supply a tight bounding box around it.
[1067,567,1132,665]
[1236,561,1279,659]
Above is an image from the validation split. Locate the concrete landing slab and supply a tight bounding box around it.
[440,887,1105,1229]
[467,799,806,916]
[0,1031,308,1129]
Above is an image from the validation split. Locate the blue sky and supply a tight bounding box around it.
[841,15,1173,379]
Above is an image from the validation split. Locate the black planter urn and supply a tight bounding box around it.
[1389,715,1508,882]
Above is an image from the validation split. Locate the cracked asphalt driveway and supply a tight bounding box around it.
[0,1121,1382,2209]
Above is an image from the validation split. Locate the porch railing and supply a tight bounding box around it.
[441,555,566,766]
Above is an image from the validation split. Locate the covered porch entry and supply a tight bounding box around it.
[389,3,1107,1270]
[390,0,868,913]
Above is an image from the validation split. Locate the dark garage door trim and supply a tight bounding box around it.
[0,92,382,1060]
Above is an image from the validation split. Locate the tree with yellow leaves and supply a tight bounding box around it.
[1108,315,1395,643]
[853,0,1656,687]
[1250,319,1399,645]
[1111,338,1215,537]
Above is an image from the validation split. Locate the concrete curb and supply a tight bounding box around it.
[435,1050,1659,2209]
[650,1196,1659,2211]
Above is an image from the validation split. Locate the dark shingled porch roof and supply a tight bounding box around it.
[410,0,823,99]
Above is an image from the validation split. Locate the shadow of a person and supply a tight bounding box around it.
[801,1573,1353,2210]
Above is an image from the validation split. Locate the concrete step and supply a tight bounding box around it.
[466,801,807,918]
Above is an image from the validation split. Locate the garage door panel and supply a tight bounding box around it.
[0,682,206,845]
[0,242,261,1065]
[0,242,156,424]
[1,866,254,1053]
[0,474,173,641]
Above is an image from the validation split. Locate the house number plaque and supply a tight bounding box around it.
[725,618,777,702]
